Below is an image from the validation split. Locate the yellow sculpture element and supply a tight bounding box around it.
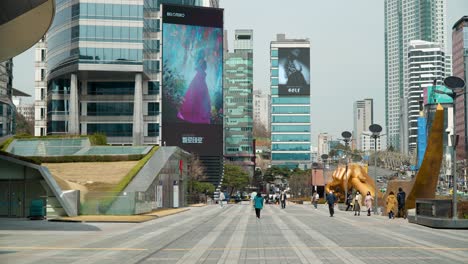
[325,163,375,200]
[406,104,444,209]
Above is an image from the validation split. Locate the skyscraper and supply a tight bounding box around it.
[0,59,14,137]
[452,16,468,161]
[406,40,447,154]
[224,29,254,175]
[384,0,447,151]
[353,98,373,151]
[270,34,311,169]
[253,90,270,131]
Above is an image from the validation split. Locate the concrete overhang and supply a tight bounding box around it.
[0,0,55,62]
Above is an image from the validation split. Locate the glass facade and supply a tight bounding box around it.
[270,39,311,168]
[224,30,254,174]
[87,123,133,137]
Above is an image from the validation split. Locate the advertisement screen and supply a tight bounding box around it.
[278,48,310,96]
[162,4,223,156]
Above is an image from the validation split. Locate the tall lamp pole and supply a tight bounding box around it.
[434,76,466,219]
[369,124,382,215]
[341,131,352,203]
[321,154,329,199]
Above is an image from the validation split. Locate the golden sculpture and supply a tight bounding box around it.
[405,104,444,209]
[325,163,375,201]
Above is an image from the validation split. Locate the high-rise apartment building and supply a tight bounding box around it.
[317,133,329,162]
[224,29,254,175]
[384,0,447,151]
[353,98,373,150]
[360,132,383,152]
[0,59,14,137]
[270,34,311,169]
[34,37,47,136]
[453,16,468,161]
[406,40,447,154]
[253,90,270,131]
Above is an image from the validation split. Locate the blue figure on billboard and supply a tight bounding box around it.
[177,51,211,124]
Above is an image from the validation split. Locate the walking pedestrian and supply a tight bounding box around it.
[312,191,319,209]
[280,191,287,209]
[386,191,398,219]
[365,191,374,216]
[219,191,225,208]
[345,192,353,211]
[253,192,264,219]
[353,191,362,216]
[326,190,337,217]
[397,187,406,219]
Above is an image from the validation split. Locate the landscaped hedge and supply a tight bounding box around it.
[0,137,14,151]
[0,151,42,165]
[112,146,159,193]
[30,154,144,163]
[89,133,107,146]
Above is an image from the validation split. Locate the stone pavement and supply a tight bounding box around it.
[1,203,468,264]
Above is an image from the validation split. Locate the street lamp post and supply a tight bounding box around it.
[434,76,466,219]
[321,154,329,199]
[341,131,352,203]
[369,124,382,215]
[312,162,318,197]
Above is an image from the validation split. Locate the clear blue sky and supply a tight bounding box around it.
[13,0,468,146]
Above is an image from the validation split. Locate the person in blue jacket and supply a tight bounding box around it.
[253,192,264,219]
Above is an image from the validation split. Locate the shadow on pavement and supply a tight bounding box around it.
[0,218,101,231]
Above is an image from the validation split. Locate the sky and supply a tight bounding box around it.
[12,0,468,146]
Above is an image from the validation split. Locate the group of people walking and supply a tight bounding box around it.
[327,187,406,218]
[250,187,406,220]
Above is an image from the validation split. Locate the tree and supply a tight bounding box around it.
[253,122,269,138]
[15,112,33,135]
[222,164,250,196]
[263,166,291,183]
[288,169,310,198]
[188,154,206,194]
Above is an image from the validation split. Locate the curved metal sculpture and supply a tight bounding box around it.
[406,104,444,209]
[325,163,375,201]
[0,0,55,61]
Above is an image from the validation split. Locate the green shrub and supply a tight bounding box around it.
[89,133,107,146]
[0,137,14,151]
[31,154,144,163]
[112,146,159,193]
[0,151,41,165]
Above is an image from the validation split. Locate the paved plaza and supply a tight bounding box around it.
[1,203,468,264]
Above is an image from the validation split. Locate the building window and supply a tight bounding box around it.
[271,59,278,67]
[87,123,133,137]
[148,81,159,95]
[87,102,133,116]
[271,50,278,57]
[40,69,45,81]
[148,123,159,137]
[41,49,46,61]
[87,82,134,95]
[148,102,159,116]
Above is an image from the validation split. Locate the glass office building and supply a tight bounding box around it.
[42,0,213,145]
[270,34,311,169]
[224,29,254,175]
[0,59,15,137]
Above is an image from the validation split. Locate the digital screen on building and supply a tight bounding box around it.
[162,4,223,156]
[278,48,310,96]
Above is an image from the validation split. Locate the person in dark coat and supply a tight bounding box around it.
[326,191,337,217]
[397,187,406,219]
[280,191,287,209]
[345,192,353,211]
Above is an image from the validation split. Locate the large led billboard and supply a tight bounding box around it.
[278,48,310,96]
[162,4,223,156]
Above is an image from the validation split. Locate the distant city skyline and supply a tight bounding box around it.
[13,0,468,146]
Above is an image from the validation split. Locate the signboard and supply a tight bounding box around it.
[156,184,163,208]
[162,4,224,156]
[278,48,310,96]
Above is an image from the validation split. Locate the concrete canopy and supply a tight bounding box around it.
[0,0,55,62]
